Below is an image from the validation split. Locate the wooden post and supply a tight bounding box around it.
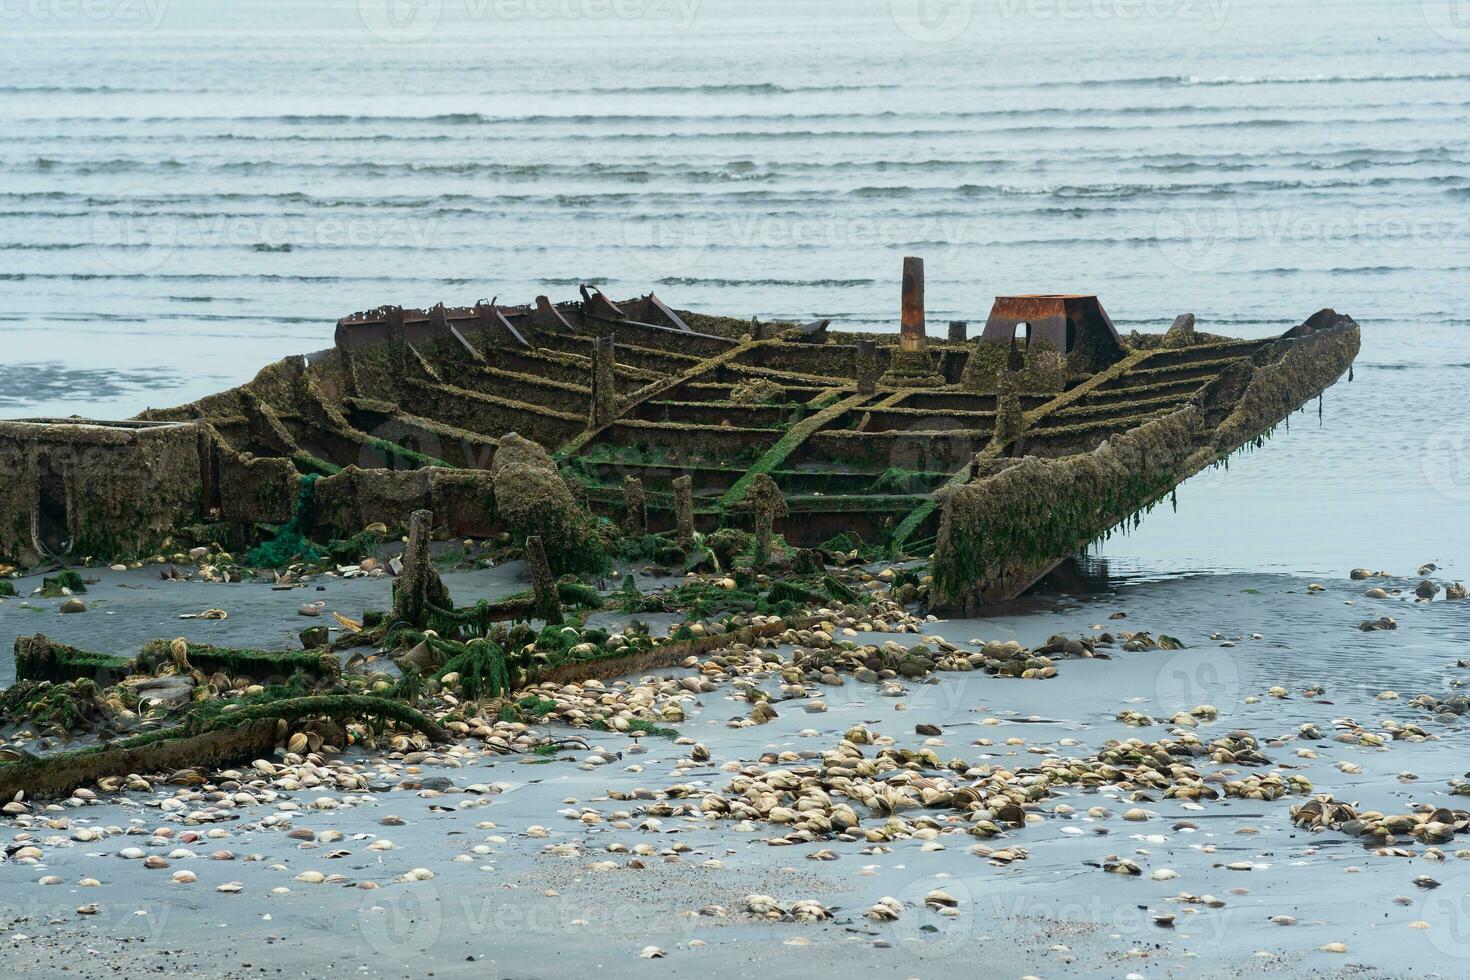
[856,339,877,395]
[590,336,616,426]
[994,376,1023,446]
[745,474,788,564]
[948,320,967,343]
[392,509,452,627]
[672,475,695,548]
[900,256,925,353]
[622,475,647,536]
[525,534,562,625]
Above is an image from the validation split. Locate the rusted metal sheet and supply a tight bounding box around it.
[580,284,626,319]
[979,294,1123,362]
[900,255,925,352]
[532,294,575,333]
[647,292,692,332]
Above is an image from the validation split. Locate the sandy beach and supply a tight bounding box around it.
[3,556,1465,979]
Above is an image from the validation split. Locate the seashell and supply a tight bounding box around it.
[864,896,903,921]
[924,889,958,909]
[790,900,830,922]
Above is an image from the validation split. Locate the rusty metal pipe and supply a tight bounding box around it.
[900,256,925,353]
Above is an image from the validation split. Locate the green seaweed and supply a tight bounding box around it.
[245,474,322,568]
[39,570,88,597]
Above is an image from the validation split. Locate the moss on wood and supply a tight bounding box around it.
[0,695,448,800]
[135,639,339,682]
[14,635,135,684]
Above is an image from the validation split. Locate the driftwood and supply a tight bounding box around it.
[0,695,449,802]
[532,616,821,686]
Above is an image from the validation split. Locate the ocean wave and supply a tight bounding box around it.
[1026,70,1470,89]
[1181,70,1470,87]
[543,81,897,96]
[656,276,877,287]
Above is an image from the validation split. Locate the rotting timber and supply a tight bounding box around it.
[0,259,1359,608]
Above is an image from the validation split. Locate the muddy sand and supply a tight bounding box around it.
[1,560,1467,979]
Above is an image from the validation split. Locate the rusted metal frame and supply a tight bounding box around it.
[449,324,485,361]
[472,300,531,348]
[554,336,787,460]
[582,311,735,349]
[422,303,484,364]
[579,283,626,319]
[407,376,584,424]
[646,292,692,332]
[978,294,1124,353]
[532,295,576,333]
[884,347,1161,556]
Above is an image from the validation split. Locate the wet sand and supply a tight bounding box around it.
[1,561,1466,978]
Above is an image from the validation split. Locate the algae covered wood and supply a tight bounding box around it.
[0,695,450,801]
[0,278,1361,611]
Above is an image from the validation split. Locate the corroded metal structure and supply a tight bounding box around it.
[0,263,1360,606]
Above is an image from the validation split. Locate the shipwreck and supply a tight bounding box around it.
[0,257,1360,611]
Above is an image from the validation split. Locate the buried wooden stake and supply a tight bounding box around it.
[744,473,788,563]
[525,534,562,625]
[856,339,878,395]
[392,509,451,628]
[623,475,648,535]
[672,475,695,549]
[590,335,617,426]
